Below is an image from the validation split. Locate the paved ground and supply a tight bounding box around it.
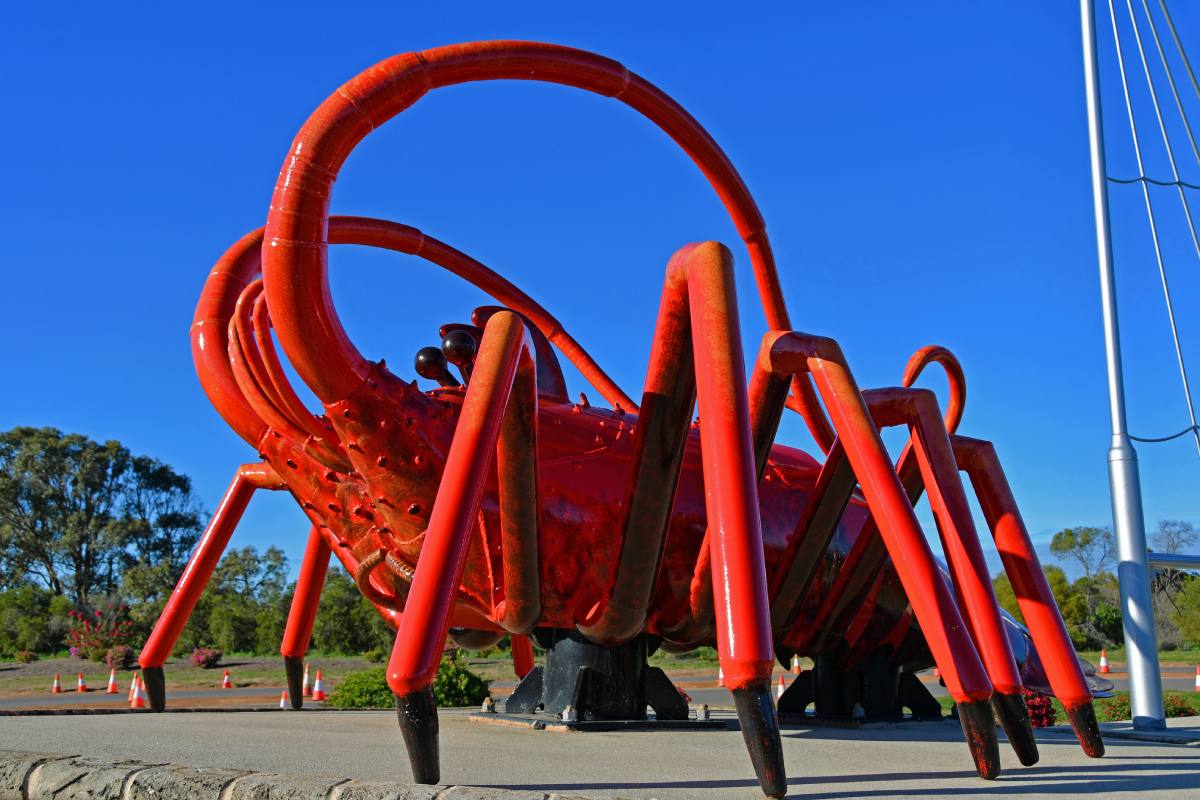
[0,709,1195,799]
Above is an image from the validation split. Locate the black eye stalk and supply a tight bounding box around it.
[441,328,478,383]
[413,347,460,388]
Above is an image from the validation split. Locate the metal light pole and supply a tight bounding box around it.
[1079,0,1166,730]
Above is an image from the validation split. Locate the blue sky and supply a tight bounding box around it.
[2,1,1197,581]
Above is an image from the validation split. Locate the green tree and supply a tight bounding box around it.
[992,573,1023,624]
[0,427,201,605]
[1172,575,1200,646]
[311,568,394,655]
[1050,526,1115,582]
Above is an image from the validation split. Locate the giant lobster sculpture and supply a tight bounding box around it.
[139,41,1104,797]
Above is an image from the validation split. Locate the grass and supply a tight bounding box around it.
[1075,648,1200,666]
[937,690,1200,723]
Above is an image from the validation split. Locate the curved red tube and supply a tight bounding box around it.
[259,41,836,449]
[902,344,966,434]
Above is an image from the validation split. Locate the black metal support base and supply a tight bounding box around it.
[776,652,941,723]
[506,629,687,721]
[141,666,165,712]
[283,656,305,710]
[396,688,440,784]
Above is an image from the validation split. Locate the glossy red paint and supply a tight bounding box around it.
[143,39,1105,796]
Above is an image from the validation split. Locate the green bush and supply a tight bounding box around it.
[363,648,384,663]
[432,658,490,707]
[1096,691,1198,721]
[327,659,490,709]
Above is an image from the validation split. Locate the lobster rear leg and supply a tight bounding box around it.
[386,311,537,785]
[281,525,332,709]
[138,463,285,711]
[754,332,1001,779]
[954,435,1105,758]
[862,388,1038,766]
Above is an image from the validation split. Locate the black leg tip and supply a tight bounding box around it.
[991,692,1039,766]
[141,666,166,713]
[1065,701,1105,758]
[732,685,788,798]
[284,656,305,710]
[957,699,1002,780]
[396,688,440,784]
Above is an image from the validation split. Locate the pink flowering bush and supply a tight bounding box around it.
[64,603,134,662]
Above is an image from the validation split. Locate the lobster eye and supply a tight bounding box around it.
[414,346,460,388]
[441,329,478,381]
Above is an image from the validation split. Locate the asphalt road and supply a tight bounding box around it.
[1,708,1196,799]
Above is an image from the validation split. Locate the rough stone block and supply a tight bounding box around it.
[0,752,74,800]
[127,764,248,799]
[27,755,155,800]
[226,772,350,800]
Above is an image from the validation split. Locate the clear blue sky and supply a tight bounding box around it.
[2,2,1197,580]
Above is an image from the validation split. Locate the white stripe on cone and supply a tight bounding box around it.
[127,674,138,702]
[717,666,725,688]
[790,654,802,675]
[51,674,62,694]
[221,670,232,689]
[130,674,147,709]
[106,669,119,694]
[76,672,87,693]
[303,663,312,697]
[279,690,289,709]
[776,675,787,700]
[311,670,326,701]
[1099,649,1110,674]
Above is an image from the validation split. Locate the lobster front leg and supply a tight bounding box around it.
[138,462,285,711]
[386,310,534,785]
[757,332,1002,779]
[280,525,331,709]
[682,242,786,798]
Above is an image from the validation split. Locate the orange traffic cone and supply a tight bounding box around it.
[76,672,87,693]
[790,654,802,675]
[279,690,288,709]
[932,666,940,678]
[1194,664,1199,693]
[127,674,138,702]
[776,674,787,700]
[302,663,312,697]
[311,669,326,701]
[51,674,62,693]
[717,666,725,688]
[130,674,147,709]
[106,669,119,694]
[1099,649,1110,674]
[221,669,232,689]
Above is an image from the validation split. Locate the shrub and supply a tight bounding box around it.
[1096,691,1198,721]
[363,648,384,663]
[327,667,394,709]
[190,647,223,668]
[15,650,36,663]
[327,658,490,709]
[64,603,134,662]
[105,645,135,670]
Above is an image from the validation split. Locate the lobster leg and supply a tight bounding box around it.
[862,388,1037,766]
[511,634,536,679]
[280,525,331,709]
[954,434,1105,758]
[138,463,285,711]
[682,243,785,798]
[757,332,1001,779]
[386,311,535,785]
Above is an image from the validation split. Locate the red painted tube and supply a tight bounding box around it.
[387,312,529,695]
[577,251,697,645]
[760,332,992,703]
[901,345,966,434]
[953,436,1093,706]
[864,388,1023,696]
[281,526,332,659]
[511,634,535,679]
[259,41,835,450]
[684,242,774,690]
[140,463,284,667]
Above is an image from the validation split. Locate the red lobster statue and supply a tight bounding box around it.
[139,41,1104,797]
